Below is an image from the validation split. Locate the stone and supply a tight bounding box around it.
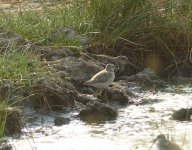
[0,141,13,150]
[1,107,22,136]
[81,52,133,76]
[79,101,117,123]
[75,94,97,105]
[29,74,77,111]
[98,88,129,106]
[49,56,102,88]
[172,108,192,121]
[54,116,70,126]
[119,68,167,89]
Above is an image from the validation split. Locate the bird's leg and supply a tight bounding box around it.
[104,89,109,105]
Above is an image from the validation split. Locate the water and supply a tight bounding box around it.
[9,83,192,150]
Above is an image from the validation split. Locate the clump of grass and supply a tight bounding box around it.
[84,0,190,50]
[0,47,45,140]
[0,48,44,86]
[0,0,192,51]
[0,0,192,74]
[81,0,192,75]
[0,4,90,48]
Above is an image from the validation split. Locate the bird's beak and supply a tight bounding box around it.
[148,138,157,150]
[151,138,157,143]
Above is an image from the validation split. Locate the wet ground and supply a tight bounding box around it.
[9,83,192,150]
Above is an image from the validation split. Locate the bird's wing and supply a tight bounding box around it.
[168,142,182,150]
[90,71,113,84]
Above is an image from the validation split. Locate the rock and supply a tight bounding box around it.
[54,116,70,126]
[41,47,80,61]
[81,87,95,94]
[47,27,77,41]
[80,36,89,46]
[64,27,77,39]
[47,27,89,46]
[0,141,13,150]
[50,56,102,87]
[1,107,22,136]
[79,101,117,123]
[26,43,77,61]
[0,31,24,39]
[81,52,130,76]
[98,88,129,106]
[119,68,167,89]
[172,108,192,121]
[75,94,97,105]
[0,32,27,53]
[0,31,79,61]
[29,73,77,111]
[121,68,157,82]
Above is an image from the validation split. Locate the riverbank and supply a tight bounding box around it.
[0,1,192,149]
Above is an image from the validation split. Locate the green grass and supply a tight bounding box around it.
[0,2,190,85]
[0,49,44,86]
[85,0,191,49]
[0,48,45,140]
[0,4,90,48]
[0,0,190,69]
[83,0,192,74]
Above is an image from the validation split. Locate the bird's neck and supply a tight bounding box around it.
[157,138,169,146]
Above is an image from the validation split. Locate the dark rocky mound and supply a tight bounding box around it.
[1,107,22,136]
[79,101,117,123]
[98,87,129,106]
[54,116,70,126]
[29,73,77,111]
[118,68,167,89]
[48,56,102,88]
[0,141,13,150]
[172,108,192,121]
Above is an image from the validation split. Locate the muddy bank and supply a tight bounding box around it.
[0,30,186,139]
[0,30,165,126]
[0,30,192,150]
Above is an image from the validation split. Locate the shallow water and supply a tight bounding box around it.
[9,83,192,150]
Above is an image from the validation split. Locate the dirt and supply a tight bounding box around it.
[0,0,69,14]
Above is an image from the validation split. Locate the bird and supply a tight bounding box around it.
[154,134,182,150]
[84,63,115,89]
[81,52,139,76]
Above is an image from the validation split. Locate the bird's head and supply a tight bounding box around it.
[154,134,166,142]
[116,56,129,65]
[105,64,115,72]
